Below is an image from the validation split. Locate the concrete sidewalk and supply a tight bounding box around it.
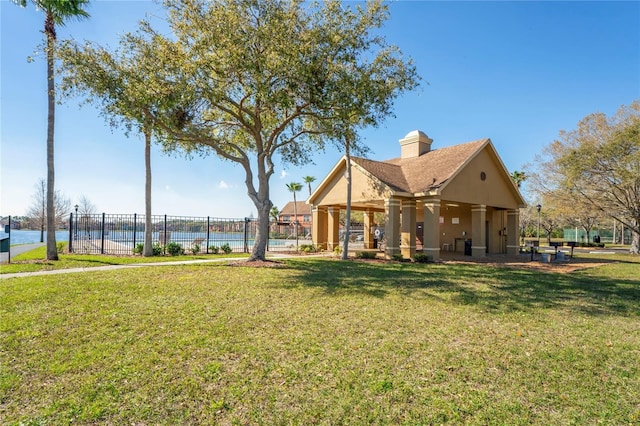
[0,252,327,280]
[0,243,45,265]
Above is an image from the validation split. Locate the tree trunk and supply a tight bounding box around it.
[40,179,45,243]
[341,139,352,260]
[143,128,153,256]
[293,192,298,250]
[631,218,640,254]
[243,148,274,261]
[250,200,272,261]
[45,13,58,261]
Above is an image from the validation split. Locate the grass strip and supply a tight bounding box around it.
[1,257,638,424]
[0,246,248,274]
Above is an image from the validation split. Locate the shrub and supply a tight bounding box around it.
[209,245,220,254]
[356,251,377,259]
[191,244,200,255]
[392,253,404,262]
[56,241,66,253]
[412,253,432,263]
[298,244,317,253]
[333,246,342,256]
[134,243,163,256]
[578,242,605,248]
[152,243,163,256]
[220,243,232,254]
[166,242,184,256]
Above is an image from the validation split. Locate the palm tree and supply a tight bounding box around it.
[270,206,280,223]
[269,206,280,236]
[286,182,302,249]
[303,176,316,197]
[143,126,153,256]
[14,0,90,260]
[510,170,527,188]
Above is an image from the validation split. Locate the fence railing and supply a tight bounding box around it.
[67,213,302,255]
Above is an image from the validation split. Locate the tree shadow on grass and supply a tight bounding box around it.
[281,259,640,317]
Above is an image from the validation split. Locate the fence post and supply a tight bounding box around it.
[206,216,210,254]
[7,216,11,263]
[101,213,106,254]
[68,213,73,253]
[163,214,168,254]
[133,213,137,249]
[244,217,249,253]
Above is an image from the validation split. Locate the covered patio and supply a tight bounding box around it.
[308,130,526,260]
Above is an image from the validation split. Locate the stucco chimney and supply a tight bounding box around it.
[399,130,433,159]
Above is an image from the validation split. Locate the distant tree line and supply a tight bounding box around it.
[524,99,640,253]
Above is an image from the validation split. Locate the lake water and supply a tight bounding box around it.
[1,229,292,251]
[2,230,69,245]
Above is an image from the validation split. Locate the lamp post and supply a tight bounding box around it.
[74,204,79,244]
[536,204,542,244]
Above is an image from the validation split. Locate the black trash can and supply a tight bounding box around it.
[0,237,9,253]
[464,239,472,256]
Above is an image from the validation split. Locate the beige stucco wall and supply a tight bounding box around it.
[419,203,509,255]
[434,204,473,252]
[441,148,522,209]
[311,161,392,207]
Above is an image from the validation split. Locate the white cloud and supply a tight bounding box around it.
[280,170,288,179]
[218,180,229,189]
[165,185,171,191]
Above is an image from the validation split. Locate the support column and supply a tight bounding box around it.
[422,199,441,260]
[364,209,374,249]
[384,198,400,258]
[327,206,340,251]
[401,200,416,259]
[471,205,487,257]
[312,206,327,250]
[507,209,520,255]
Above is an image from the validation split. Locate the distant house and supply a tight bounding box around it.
[278,201,312,237]
[308,130,526,259]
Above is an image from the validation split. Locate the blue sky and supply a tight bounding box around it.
[1,0,639,218]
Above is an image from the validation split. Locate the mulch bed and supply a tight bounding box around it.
[227,259,288,268]
[227,253,612,274]
[442,255,610,274]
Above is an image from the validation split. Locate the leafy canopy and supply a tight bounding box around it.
[59,0,419,260]
[532,99,640,252]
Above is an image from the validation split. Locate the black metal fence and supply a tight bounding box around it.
[67,213,299,255]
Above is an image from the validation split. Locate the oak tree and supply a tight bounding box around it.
[65,0,418,261]
[534,100,640,253]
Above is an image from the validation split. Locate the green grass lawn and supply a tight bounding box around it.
[1,255,639,424]
[0,245,248,274]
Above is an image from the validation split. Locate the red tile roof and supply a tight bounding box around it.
[279,201,312,216]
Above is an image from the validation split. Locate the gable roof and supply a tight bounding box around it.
[280,201,312,216]
[352,139,488,194]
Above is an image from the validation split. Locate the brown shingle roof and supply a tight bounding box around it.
[353,139,488,193]
[280,201,311,215]
[350,157,409,192]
